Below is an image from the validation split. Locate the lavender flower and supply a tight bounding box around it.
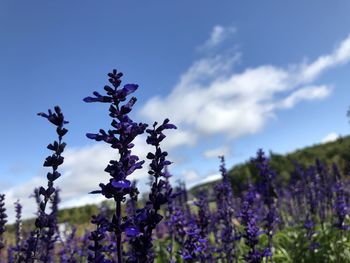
[180,222,207,262]
[59,226,78,263]
[165,201,189,263]
[252,149,277,207]
[88,214,111,263]
[301,167,317,218]
[214,156,236,262]
[252,149,278,258]
[194,192,210,238]
[332,164,349,230]
[238,187,266,263]
[0,194,7,256]
[13,200,22,260]
[85,69,148,262]
[27,106,69,262]
[303,214,320,251]
[126,119,177,262]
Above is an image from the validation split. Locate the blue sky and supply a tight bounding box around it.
[1,0,350,221]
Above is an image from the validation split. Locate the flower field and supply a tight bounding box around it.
[0,70,349,263]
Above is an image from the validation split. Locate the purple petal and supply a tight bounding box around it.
[86,133,98,139]
[125,226,140,237]
[123,84,138,95]
[112,179,131,189]
[83,96,98,103]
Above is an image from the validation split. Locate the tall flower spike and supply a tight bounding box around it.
[88,214,111,263]
[333,164,349,230]
[14,200,22,260]
[238,187,266,263]
[214,156,236,262]
[29,106,68,263]
[84,69,148,263]
[252,149,278,259]
[126,119,177,262]
[180,221,207,262]
[0,194,7,256]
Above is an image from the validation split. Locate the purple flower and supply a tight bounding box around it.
[179,222,207,262]
[85,70,148,262]
[252,149,277,207]
[32,106,68,262]
[214,156,236,261]
[194,192,210,238]
[0,194,7,254]
[13,200,22,257]
[252,149,278,257]
[333,164,349,230]
[85,70,147,200]
[88,214,111,263]
[126,120,177,262]
[238,187,265,263]
[303,214,320,251]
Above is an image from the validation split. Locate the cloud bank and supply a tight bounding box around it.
[3,138,155,222]
[141,29,350,149]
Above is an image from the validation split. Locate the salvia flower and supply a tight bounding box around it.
[214,156,236,262]
[252,149,277,207]
[252,149,278,257]
[194,191,210,238]
[88,214,112,263]
[85,69,148,262]
[332,164,349,230]
[0,194,7,255]
[238,187,265,263]
[126,119,177,262]
[303,214,320,251]
[13,200,22,260]
[29,106,68,262]
[179,221,207,262]
[59,226,78,263]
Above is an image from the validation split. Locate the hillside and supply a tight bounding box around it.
[191,134,350,195]
[9,135,349,229]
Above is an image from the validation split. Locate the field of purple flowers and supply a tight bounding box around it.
[0,70,349,262]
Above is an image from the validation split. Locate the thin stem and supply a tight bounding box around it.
[116,199,122,263]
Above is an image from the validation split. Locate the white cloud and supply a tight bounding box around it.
[301,35,350,82]
[3,140,157,223]
[197,173,222,185]
[184,169,224,189]
[203,146,230,159]
[183,169,199,181]
[321,132,340,144]
[3,116,183,223]
[198,25,236,51]
[162,129,197,149]
[278,85,332,109]
[140,34,350,143]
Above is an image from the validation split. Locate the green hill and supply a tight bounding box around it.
[9,135,350,231]
[191,134,350,195]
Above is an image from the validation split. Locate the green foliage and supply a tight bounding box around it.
[273,224,350,263]
[192,135,350,194]
[57,204,99,225]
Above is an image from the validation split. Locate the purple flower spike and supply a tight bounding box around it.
[29,106,68,263]
[252,149,278,258]
[85,70,148,263]
[126,119,177,262]
[0,194,7,253]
